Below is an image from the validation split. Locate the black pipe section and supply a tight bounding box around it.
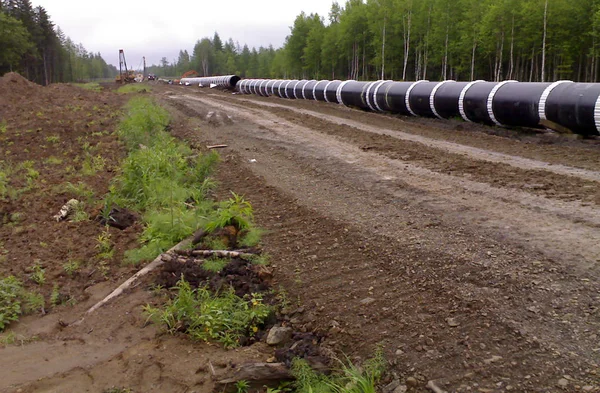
[236,78,600,136]
[180,75,240,89]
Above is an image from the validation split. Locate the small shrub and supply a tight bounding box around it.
[50,284,60,306]
[70,201,90,222]
[143,279,271,348]
[239,227,265,248]
[0,277,22,331]
[0,121,7,134]
[204,192,254,233]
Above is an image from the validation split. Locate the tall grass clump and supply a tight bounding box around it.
[109,97,219,264]
[143,278,271,349]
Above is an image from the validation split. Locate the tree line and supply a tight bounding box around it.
[157,0,600,83]
[0,0,116,84]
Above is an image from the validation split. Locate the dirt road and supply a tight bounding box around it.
[160,86,600,392]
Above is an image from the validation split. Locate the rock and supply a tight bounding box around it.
[393,386,408,393]
[266,327,293,346]
[557,379,569,388]
[483,355,503,365]
[446,317,460,327]
[383,379,401,393]
[406,377,418,387]
[360,297,376,305]
[582,386,595,392]
[395,349,404,356]
[214,362,293,392]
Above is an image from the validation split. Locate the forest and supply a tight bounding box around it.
[153,0,600,83]
[0,0,116,84]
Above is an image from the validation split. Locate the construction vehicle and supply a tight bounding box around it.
[115,49,136,84]
[175,70,199,85]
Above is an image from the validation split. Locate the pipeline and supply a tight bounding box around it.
[180,75,241,89]
[236,78,600,136]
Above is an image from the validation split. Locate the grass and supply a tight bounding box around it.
[0,276,47,331]
[117,84,151,94]
[96,227,114,261]
[106,97,219,264]
[74,82,102,92]
[202,256,229,273]
[143,278,271,348]
[81,154,106,176]
[291,346,386,393]
[63,260,80,276]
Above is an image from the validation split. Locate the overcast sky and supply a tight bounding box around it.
[32,0,336,68]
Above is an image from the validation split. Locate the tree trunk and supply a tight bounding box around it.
[508,14,515,79]
[403,11,412,80]
[541,0,548,82]
[381,17,386,80]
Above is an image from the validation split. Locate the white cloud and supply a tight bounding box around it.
[32,0,336,67]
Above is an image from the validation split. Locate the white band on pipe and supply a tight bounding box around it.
[284,80,295,98]
[487,80,518,126]
[302,80,316,100]
[323,80,339,103]
[313,80,328,101]
[265,80,275,96]
[292,80,304,99]
[336,80,354,105]
[253,80,262,96]
[365,81,381,111]
[278,80,288,97]
[373,80,391,112]
[258,80,268,96]
[538,80,572,121]
[458,80,484,122]
[240,80,248,94]
[405,80,428,116]
[594,94,600,133]
[429,80,455,119]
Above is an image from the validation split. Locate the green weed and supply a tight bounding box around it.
[30,263,45,285]
[73,82,102,91]
[235,380,250,393]
[202,257,229,273]
[239,227,265,248]
[96,227,114,260]
[143,278,271,348]
[70,201,90,222]
[45,135,60,144]
[45,156,63,165]
[81,154,105,176]
[291,346,386,393]
[103,388,133,393]
[58,181,95,202]
[0,277,23,331]
[0,121,7,134]
[63,260,80,276]
[50,284,60,306]
[204,192,254,233]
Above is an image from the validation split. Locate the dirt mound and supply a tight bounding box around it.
[0,72,42,106]
[157,257,271,298]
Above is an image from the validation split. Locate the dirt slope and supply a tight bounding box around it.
[159,85,600,393]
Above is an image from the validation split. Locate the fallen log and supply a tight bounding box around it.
[84,239,192,315]
[206,144,228,149]
[173,249,257,260]
[214,362,293,392]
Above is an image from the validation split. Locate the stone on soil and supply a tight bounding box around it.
[266,326,292,345]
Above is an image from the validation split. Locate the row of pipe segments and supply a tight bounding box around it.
[236,79,600,136]
[180,75,241,88]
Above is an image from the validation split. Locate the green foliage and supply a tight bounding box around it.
[239,227,265,248]
[0,12,33,71]
[30,264,45,285]
[143,279,271,348]
[205,192,254,233]
[109,97,218,264]
[45,135,60,144]
[96,227,114,260]
[103,388,133,393]
[117,84,152,94]
[202,257,229,273]
[81,154,105,176]
[291,346,386,393]
[0,277,22,332]
[45,156,63,165]
[74,82,102,91]
[60,181,95,202]
[235,380,250,393]
[63,260,80,276]
[0,162,10,200]
[0,120,7,134]
[70,201,89,222]
[50,284,60,306]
